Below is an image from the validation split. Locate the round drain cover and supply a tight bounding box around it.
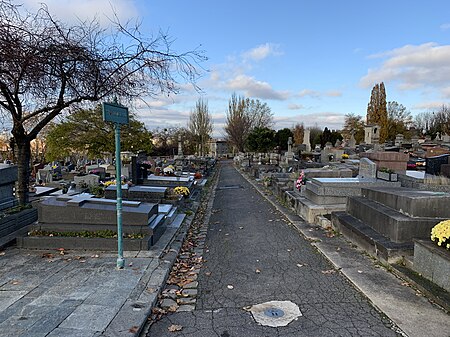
[264,308,285,317]
[244,300,302,327]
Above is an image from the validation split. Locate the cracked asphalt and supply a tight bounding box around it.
[145,161,402,337]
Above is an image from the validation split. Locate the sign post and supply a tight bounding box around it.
[102,101,129,269]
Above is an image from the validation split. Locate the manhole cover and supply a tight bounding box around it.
[244,300,302,327]
[264,308,285,317]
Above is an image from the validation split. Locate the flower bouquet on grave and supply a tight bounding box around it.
[431,220,450,250]
[295,171,306,191]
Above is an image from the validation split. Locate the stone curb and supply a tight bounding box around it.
[134,169,220,336]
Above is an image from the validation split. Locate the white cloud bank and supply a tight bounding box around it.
[242,43,282,61]
[22,0,138,26]
[360,43,450,98]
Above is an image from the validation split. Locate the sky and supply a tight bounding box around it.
[21,0,450,137]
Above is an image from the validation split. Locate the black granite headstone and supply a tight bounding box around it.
[425,154,450,175]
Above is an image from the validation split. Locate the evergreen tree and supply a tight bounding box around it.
[366,82,388,143]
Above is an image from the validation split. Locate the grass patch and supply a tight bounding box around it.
[29,229,145,239]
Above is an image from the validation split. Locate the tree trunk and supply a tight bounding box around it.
[15,137,31,205]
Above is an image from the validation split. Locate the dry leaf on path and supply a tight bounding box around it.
[0,252,5,256]
[255,269,261,274]
[129,326,139,333]
[168,324,183,332]
[227,285,234,289]
[296,264,303,267]
[321,269,336,274]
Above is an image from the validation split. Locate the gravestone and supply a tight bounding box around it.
[0,164,17,210]
[37,168,53,183]
[394,134,404,147]
[348,134,356,148]
[426,154,450,176]
[286,137,294,162]
[303,129,311,152]
[73,174,100,187]
[358,158,377,180]
[364,125,380,145]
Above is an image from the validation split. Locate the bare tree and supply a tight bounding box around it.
[366,82,388,143]
[224,93,273,152]
[188,98,213,156]
[0,1,205,204]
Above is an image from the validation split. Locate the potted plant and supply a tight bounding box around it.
[376,167,398,182]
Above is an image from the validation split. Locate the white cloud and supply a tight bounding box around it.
[288,103,305,110]
[412,101,448,111]
[440,23,450,30]
[296,89,342,98]
[360,43,450,97]
[242,43,282,61]
[274,112,345,131]
[225,75,290,100]
[22,0,138,26]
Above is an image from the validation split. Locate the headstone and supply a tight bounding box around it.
[286,137,294,162]
[37,168,53,183]
[0,164,17,210]
[303,129,311,152]
[364,125,380,145]
[348,134,356,148]
[358,158,377,180]
[73,174,99,187]
[178,134,183,157]
[394,134,404,147]
[426,154,450,176]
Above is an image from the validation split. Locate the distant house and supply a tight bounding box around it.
[208,139,229,157]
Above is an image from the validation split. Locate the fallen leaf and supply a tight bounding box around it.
[11,280,20,285]
[42,253,54,259]
[0,252,5,256]
[91,254,99,258]
[255,269,261,274]
[227,285,234,289]
[296,264,303,267]
[401,282,411,287]
[336,247,341,251]
[357,270,363,274]
[205,272,211,276]
[129,326,139,333]
[168,324,183,332]
[239,226,244,229]
[287,249,291,252]
[168,305,179,312]
[321,269,336,274]
[129,262,133,267]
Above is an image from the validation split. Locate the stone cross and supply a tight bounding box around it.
[303,129,311,152]
[178,135,183,156]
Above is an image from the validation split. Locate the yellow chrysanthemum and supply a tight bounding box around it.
[431,220,450,250]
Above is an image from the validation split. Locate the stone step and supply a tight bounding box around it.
[361,186,450,218]
[347,196,444,243]
[331,211,414,263]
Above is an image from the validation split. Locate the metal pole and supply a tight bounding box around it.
[115,123,125,269]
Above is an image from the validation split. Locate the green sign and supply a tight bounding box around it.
[102,102,129,125]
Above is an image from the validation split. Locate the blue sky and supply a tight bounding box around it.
[23,0,450,137]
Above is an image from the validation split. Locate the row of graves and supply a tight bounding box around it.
[237,134,450,294]
[0,155,215,252]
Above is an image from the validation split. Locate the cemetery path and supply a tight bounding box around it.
[146,161,402,337]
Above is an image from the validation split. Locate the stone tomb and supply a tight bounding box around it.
[0,164,39,248]
[288,158,400,223]
[0,164,17,210]
[332,187,450,263]
[360,152,409,172]
[143,175,194,189]
[37,194,157,234]
[104,185,168,203]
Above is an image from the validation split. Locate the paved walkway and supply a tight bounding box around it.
[0,213,194,337]
[146,161,441,337]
